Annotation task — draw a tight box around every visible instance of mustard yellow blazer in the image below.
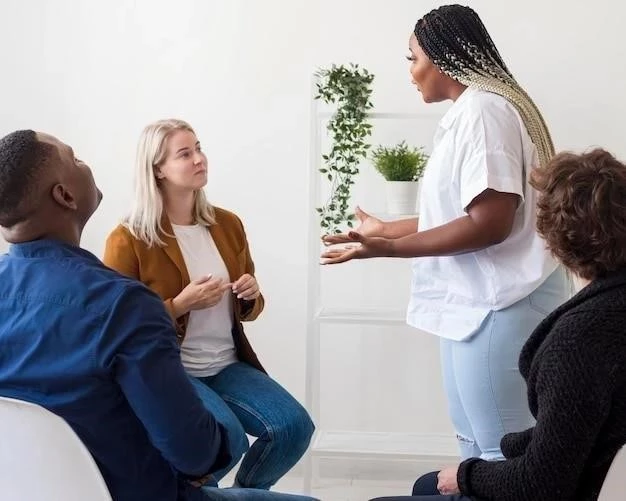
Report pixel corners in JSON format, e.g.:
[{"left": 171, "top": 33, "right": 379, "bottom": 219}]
[{"left": 103, "top": 207, "right": 265, "bottom": 372}]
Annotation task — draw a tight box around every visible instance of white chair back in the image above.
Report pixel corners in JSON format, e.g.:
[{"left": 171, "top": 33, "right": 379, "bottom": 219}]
[
  {"left": 598, "top": 445, "right": 626, "bottom": 501},
  {"left": 0, "top": 396, "right": 112, "bottom": 501}
]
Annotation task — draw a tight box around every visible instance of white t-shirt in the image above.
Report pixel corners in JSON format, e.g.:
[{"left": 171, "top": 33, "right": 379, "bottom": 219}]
[
  {"left": 406, "top": 88, "right": 558, "bottom": 341},
  {"left": 172, "top": 224, "right": 237, "bottom": 376}
]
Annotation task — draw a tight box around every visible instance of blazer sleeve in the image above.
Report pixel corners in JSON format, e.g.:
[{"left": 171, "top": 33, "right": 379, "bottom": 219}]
[
  {"left": 235, "top": 215, "right": 265, "bottom": 321},
  {"left": 103, "top": 226, "right": 183, "bottom": 330},
  {"left": 103, "top": 226, "right": 140, "bottom": 280}
]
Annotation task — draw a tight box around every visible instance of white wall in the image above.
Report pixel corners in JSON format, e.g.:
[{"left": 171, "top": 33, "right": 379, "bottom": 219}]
[{"left": 1, "top": 0, "right": 625, "bottom": 455}]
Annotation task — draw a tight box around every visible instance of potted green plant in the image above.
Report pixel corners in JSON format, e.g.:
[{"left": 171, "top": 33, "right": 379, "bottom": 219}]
[{"left": 371, "top": 141, "right": 428, "bottom": 215}]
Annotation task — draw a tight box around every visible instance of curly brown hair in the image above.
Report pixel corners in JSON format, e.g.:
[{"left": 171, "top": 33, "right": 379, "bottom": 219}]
[{"left": 530, "top": 149, "right": 626, "bottom": 280}]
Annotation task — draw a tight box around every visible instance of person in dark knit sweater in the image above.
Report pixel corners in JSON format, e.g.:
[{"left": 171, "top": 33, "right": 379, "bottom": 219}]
[{"left": 371, "top": 149, "right": 626, "bottom": 501}]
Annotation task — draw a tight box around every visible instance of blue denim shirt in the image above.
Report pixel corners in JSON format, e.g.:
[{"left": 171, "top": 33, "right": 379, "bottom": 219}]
[{"left": 0, "top": 239, "right": 230, "bottom": 501}]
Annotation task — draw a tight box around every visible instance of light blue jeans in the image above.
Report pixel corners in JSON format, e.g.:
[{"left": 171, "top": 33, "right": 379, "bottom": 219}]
[
  {"left": 188, "top": 362, "right": 315, "bottom": 489},
  {"left": 440, "top": 267, "right": 569, "bottom": 460}
]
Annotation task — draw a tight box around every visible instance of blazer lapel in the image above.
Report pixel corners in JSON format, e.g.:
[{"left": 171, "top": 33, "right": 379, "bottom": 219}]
[{"left": 160, "top": 216, "right": 191, "bottom": 286}]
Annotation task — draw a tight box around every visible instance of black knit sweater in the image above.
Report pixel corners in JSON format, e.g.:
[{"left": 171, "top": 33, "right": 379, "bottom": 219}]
[{"left": 457, "top": 270, "right": 626, "bottom": 501}]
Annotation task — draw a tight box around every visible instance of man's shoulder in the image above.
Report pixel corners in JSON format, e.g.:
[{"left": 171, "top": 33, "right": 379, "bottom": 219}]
[
  {"left": 46, "top": 253, "right": 159, "bottom": 314},
  {"left": 81, "top": 259, "right": 157, "bottom": 301}
]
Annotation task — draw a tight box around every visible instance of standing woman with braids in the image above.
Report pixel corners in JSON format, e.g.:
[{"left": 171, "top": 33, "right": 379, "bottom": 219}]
[{"left": 321, "top": 4, "right": 569, "bottom": 463}]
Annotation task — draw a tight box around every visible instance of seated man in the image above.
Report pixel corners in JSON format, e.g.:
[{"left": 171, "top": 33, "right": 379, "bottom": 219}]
[{"left": 0, "top": 130, "right": 317, "bottom": 501}]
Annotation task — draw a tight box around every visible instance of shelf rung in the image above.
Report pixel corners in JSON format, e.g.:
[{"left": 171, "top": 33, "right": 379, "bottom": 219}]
[{"left": 316, "top": 307, "right": 407, "bottom": 325}]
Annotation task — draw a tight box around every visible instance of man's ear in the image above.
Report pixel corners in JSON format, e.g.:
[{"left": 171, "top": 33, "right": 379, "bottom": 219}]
[{"left": 50, "top": 183, "right": 78, "bottom": 210}]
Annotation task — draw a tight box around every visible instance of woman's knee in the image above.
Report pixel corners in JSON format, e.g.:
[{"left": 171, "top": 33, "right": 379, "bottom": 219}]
[
  {"left": 295, "top": 406, "right": 315, "bottom": 445},
  {"left": 412, "top": 471, "right": 440, "bottom": 495},
  {"left": 268, "top": 402, "right": 315, "bottom": 450}
]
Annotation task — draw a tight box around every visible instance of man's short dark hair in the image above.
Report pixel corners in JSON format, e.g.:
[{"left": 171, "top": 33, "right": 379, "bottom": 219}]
[
  {"left": 0, "top": 130, "right": 50, "bottom": 227},
  {"left": 531, "top": 149, "right": 626, "bottom": 280}
]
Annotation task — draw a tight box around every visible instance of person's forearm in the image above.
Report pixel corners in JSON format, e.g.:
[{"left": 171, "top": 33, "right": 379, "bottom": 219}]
[
  {"left": 381, "top": 217, "right": 419, "bottom": 239},
  {"left": 116, "top": 290, "right": 232, "bottom": 478},
  {"left": 388, "top": 215, "right": 507, "bottom": 258},
  {"left": 169, "top": 296, "right": 189, "bottom": 318}
]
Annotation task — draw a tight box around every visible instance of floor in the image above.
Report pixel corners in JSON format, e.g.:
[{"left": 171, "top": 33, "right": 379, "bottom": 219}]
[
  {"left": 221, "top": 471, "right": 420, "bottom": 501},
  {"left": 276, "top": 476, "right": 415, "bottom": 500},
  {"left": 218, "top": 446, "right": 626, "bottom": 500}
]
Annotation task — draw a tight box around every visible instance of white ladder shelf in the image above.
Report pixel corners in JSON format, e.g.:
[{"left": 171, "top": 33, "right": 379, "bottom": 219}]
[{"left": 303, "top": 84, "right": 455, "bottom": 492}]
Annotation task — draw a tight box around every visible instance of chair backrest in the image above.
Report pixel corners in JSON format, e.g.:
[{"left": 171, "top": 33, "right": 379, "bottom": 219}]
[
  {"left": 598, "top": 445, "right": 626, "bottom": 501},
  {"left": 0, "top": 396, "right": 112, "bottom": 501}
]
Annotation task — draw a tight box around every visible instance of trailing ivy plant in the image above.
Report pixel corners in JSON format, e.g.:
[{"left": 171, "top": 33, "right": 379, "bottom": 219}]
[{"left": 315, "top": 63, "right": 374, "bottom": 234}]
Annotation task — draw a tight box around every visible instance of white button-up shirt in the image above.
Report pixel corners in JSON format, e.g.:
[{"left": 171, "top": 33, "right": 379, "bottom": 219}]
[{"left": 407, "top": 88, "right": 558, "bottom": 341}]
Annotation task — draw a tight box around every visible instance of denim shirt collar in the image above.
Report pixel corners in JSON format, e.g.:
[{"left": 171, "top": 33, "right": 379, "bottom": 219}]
[{"left": 8, "top": 239, "right": 100, "bottom": 262}]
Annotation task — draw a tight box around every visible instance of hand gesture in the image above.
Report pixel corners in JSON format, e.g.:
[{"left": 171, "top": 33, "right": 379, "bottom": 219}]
[
  {"left": 173, "top": 275, "right": 232, "bottom": 316},
  {"left": 232, "top": 273, "right": 260, "bottom": 301},
  {"left": 322, "top": 206, "right": 385, "bottom": 246},
  {"left": 320, "top": 231, "right": 391, "bottom": 265}
]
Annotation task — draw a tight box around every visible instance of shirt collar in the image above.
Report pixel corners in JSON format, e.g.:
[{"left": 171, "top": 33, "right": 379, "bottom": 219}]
[
  {"left": 438, "top": 86, "right": 479, "bottom": 130},
  {"left": 8, "top": 238, "right": 99, "bottom": 262}
]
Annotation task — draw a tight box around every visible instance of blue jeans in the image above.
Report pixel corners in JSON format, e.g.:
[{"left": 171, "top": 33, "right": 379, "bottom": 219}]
[
  {"left": 440, "top": 267, "right": 569, "bottom": 460},
  {"left": 188, "top": 362, "right": 315, "bottom": 489},
  {"left": 199, "top": 486, "right": 318, "bottom": 501},
  {"left": 369, "top": 471, "right": 471, "bottom": 500}
]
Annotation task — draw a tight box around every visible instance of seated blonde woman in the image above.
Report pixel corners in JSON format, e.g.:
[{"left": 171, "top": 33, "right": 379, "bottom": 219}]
[{"left": 104, "top": 119, "right": 314, "bottom": 490}]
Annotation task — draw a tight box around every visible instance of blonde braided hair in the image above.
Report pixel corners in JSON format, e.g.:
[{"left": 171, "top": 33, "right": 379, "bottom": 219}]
[{"left": 415, "top": 4, "right": 555, "bottom": 168}]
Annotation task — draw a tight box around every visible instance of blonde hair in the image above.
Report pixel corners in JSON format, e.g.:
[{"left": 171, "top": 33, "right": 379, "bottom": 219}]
[
  {"left": 124, "top": 119, "right": 215, "bottom": 247},
  {"left": 415, "top": 5, "right": 555, "bottom": 168}
]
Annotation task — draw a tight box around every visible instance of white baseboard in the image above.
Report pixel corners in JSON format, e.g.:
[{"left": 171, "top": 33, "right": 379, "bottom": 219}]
[
  {"left": 238, "top": 431, "right": 459, "bottom": 484},
  {"left": 292, "top": 430, "right": 459, "bottom": 482},
  {"left": 315, "top": 454, "right": 458, "bottom": 481}
]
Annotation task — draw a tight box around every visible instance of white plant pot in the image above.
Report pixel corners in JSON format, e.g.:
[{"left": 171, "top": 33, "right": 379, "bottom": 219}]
[{"left": 385, "top": 180, "right": 420, "bottom": 215}]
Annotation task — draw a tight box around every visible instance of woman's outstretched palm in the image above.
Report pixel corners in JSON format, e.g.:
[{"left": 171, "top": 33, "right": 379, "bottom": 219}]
[{"left": 322, "top": 207, "right": 384, "bottom": 246}]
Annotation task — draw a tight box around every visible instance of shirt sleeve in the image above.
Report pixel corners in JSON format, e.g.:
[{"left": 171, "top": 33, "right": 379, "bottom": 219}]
[
  {"left": 103, "top": 226, "right": 184, "bottom": 332},
  {"left": 457, "top": 98, "right": 526, "bottom": 212},
  {"left": 500, "top": 427, "right": 534, "bottom": 459},
  {"left": 103, "top": 283, "right": 232, "bottom": 478}
]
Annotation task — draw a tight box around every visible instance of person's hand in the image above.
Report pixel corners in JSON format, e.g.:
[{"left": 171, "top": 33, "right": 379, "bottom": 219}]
[
  {"left": 437, "top": 466, "right": 460, "bottom": 495},
  {"left": 232, "top": 273, "right": 261, "bottom": 301},
  {"left": 322, "top": 207, "right": 385, "bottom": 246},
  {"left": 320, "top": 231, "right": 392, "bottom": 265},
  {"left": 172, "top": 275, "right": 232, "bottom": 316}
]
